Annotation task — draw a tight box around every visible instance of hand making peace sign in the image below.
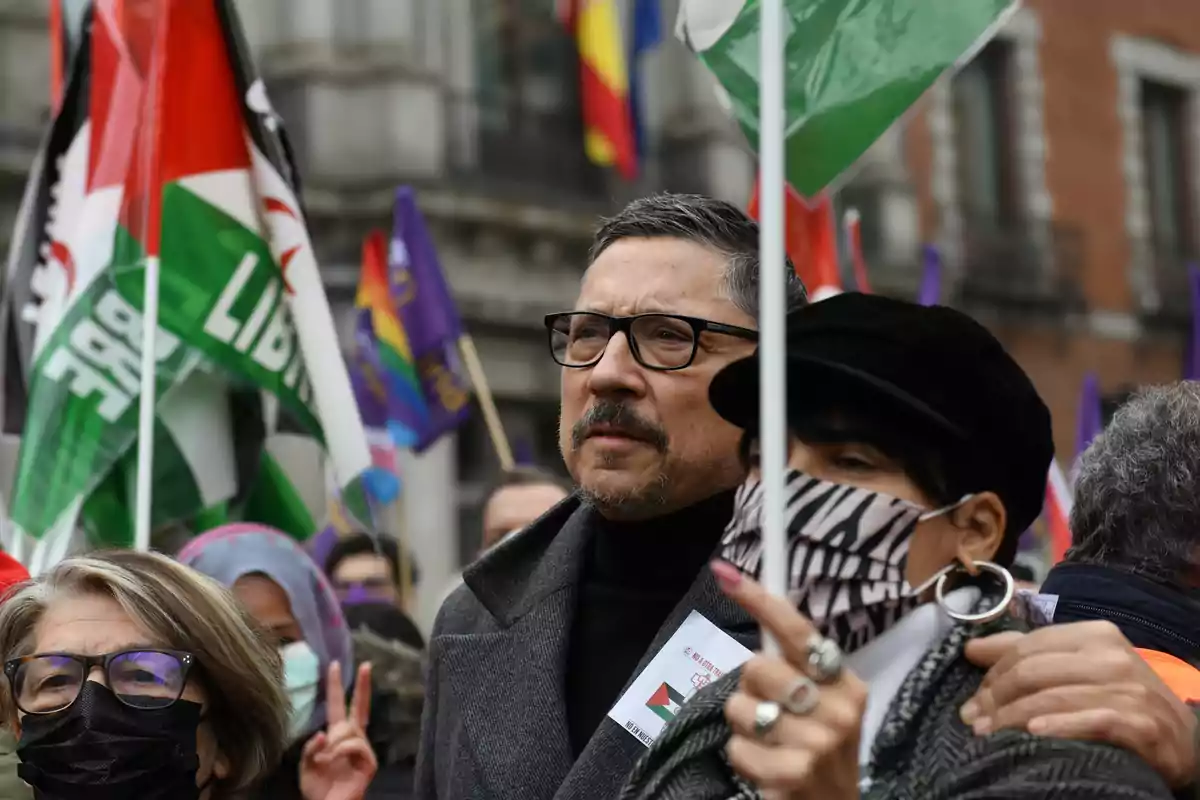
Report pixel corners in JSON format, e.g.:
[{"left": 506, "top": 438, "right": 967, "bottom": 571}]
[{"left": 299, "top": 661, "right": 379, "bottom": 800}]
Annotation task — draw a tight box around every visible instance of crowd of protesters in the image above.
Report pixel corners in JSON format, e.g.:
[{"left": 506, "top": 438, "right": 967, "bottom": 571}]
[{"left": 0, "top": 193, "right": 1199, "bottom": 799}]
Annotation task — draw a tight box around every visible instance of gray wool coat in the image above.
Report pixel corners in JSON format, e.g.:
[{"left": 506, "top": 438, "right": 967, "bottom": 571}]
[{"left": 413, "top": 496, "right": 759, "bottom": 800}]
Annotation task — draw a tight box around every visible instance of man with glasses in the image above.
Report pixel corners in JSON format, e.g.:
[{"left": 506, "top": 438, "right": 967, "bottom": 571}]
[
  {"left": 416, "top": 193, "right": 806, "bottom": 800},
  {"left": 415, "top": 194, "right": 1200, "bottom": 800}
]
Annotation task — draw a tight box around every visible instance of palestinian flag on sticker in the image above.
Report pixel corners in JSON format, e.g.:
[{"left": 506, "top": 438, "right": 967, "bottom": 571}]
[
  {"left": 646, "top": 682, "right": 687, "bottom": 722},
  {"left": 2, "top": 0, "right": 371, "bottom": 547}
]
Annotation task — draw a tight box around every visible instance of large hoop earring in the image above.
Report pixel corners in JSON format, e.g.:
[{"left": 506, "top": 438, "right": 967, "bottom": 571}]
[{"left": 934, "top": 561, "right": 1015, "bottom": 624}]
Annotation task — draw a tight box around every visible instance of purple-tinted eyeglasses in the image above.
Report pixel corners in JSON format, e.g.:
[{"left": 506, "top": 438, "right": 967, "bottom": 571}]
[{"left": 4, "top": 649, "right": 195, "bottom": 715}]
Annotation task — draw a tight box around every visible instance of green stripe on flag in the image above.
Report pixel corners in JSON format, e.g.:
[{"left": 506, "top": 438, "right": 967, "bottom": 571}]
[
  {"left": 111, "top": 184, "right": 322, "bottom": 438},
  {"left": 10, "top": 271, "right": 200, "bottom": 538},
  {"left": 679, "top": 0, "right": 1016, "bottom": 197},
  {"left": 81, "top": 412, "right": 219, "bottom": 548}
]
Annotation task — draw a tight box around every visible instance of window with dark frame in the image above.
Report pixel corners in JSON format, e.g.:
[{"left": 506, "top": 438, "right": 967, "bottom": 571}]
[
  {"left": 952, "top": 40, "right": 1020, "bottom": 230},
  {"left": 467, "top": 0, "right": 603, "bottom": 196},
  {"left": 1141, "top": 80, "right": 1196, "bottom": 264}
]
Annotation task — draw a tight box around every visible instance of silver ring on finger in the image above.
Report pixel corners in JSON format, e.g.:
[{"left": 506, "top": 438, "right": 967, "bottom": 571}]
[
  {"left": 781, "top": 674, "right": 820, "bottom": 716},
  {"left": 753, "top": 700, "right": 783, "bottom": 739},
  {"left": 805, "top": 633, "right": 844, "bottom": 684}
]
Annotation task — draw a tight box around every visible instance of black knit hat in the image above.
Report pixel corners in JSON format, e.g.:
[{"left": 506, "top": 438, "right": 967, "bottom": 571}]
[{"left": 708, "top": 293, "right": 1054, "bottom": 536}]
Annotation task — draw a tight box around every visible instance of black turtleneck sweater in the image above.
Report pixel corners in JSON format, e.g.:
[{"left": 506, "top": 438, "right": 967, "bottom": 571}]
[{"left": 565, "top": 490, "right": 735, "bottom": 756}]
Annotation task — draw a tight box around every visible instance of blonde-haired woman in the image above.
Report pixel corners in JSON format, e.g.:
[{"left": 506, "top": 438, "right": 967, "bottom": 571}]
[{"left": 0, "top": 550, "right": 289, "bottom": 799}]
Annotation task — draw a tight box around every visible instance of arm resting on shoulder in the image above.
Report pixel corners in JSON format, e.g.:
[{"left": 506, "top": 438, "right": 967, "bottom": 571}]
[{"left": 931, "top": 730, "right": 1176, "bottom": 800}]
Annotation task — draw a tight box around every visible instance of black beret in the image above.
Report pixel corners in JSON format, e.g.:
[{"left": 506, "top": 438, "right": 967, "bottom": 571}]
[{"left": 708, "top": 293, "right": 1054, "bottom": 535}]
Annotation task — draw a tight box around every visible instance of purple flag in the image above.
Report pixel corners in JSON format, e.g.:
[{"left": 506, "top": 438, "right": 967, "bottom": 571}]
[
  {"left": 918, "top": 245, "right": 942, "bottom": 307},
  {"left": 1186, "top": 263, "right": 1200, "bottom": 381},
  {"left": 1074, "top": 372, "right": 1102, "bottom": 467},
  {"left": 390, "top": 187, "right": 472, "bottom": 452},
  {"left": 347, "top": 316, "right": 390, "bottom": 430},
  {"left": 308, "top": 524, "right": 341, "bottom": 572}
]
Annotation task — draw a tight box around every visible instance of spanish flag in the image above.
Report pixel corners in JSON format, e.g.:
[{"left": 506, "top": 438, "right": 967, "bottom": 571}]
[{"left": 559, "top": 0, "right": 638, "bottom": 180}]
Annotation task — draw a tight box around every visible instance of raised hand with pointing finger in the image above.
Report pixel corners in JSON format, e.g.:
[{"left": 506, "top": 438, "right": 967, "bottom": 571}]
[{"left": 300, "top": 661, "right": 378, "bottom": 800}]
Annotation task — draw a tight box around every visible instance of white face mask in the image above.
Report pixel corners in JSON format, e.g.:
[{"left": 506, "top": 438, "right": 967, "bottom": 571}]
[
  {"left": 281, "top": 640, "right": 321, "bottom": 740},
  {"left": 720, "top": 470, "right": 972, "bottom": 654}
]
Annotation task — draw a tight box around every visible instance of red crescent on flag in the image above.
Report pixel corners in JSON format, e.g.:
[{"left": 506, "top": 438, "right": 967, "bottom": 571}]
[
  {"left": 49, "top": 240, "right": 77, "bottom": 294},
  {"left": 264, "top": 196, "right": 297, "bottom": 218},
  {"left": 264, "top": 195, "right": 300, "bottom": 294},
  {"left": 279, "top": 245, "right": 299, "bottom": 295}
]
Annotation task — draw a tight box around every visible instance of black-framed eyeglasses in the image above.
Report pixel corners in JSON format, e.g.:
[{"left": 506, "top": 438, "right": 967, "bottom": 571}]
[
  {"left": 544, "top": 312, "right": 758, "bottom": 371},
  {"left": 4, "top": 649, "right": 195, "bottom": 715}
]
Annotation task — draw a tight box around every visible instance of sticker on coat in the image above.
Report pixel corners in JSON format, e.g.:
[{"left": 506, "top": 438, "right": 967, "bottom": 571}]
[{"left": 607, "top": 610, "right": 752, "bottom": 747}]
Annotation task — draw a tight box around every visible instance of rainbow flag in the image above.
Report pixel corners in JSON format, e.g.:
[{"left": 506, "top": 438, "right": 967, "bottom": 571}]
[{"left": 351, "top": 231, "right": 430, "bottom": 449}]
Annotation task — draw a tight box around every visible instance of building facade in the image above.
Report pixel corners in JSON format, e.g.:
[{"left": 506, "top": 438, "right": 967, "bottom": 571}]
[
  {"left": 0, "top": 0, "right": 1194, "bottom": 627},
  {"left": 903, "top": 0, "right": 1200, "bottom": 461}
]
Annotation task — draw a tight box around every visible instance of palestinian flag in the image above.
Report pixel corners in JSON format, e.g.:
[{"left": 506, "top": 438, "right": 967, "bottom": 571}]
[
  {"left": 646, "top": 682, "right": 686, "bottom": 723},
  {"left": 676, "top": 0, "right": 1018, "bottom": 198},
  {"left": 2, "top": 0, "right": 370, "bottom": 547}
]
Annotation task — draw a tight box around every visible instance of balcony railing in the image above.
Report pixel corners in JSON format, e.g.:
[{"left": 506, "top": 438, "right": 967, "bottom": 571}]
[
  {"left": 443, "top": 93, "right": 611, "bottom": 207},
  {"left": 442, "top": 93, "right": 728, "bottom": 209},
  {"left": 953, "top": 212, "right": 1087, "bottom": 315},
  {"left": 1135, "top": 236, "right": 1199, "bottom": 325}
]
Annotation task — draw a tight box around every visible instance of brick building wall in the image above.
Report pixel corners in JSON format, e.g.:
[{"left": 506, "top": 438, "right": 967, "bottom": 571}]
[{"left": 906, "top": 0, "right": 1200, "bottom": 461}]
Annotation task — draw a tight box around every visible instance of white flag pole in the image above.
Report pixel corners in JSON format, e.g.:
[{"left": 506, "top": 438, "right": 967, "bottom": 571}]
[
  {"left": 758, "top": 0, "right": 788, "bottom": 655},
  {"left": 9, "top": 524, "right": 25, "bottom": 567},
  {"left": 134, "top": 254, "right": 161, "bottom": 553},
  {"left": 133, "top": 13, "right": 166, "bottom": 553}
]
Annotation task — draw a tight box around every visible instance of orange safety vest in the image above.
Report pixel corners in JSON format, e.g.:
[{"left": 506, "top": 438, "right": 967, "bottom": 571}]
[{"left": 1136, "top": 648, "right": 1200, "bottom": 704}]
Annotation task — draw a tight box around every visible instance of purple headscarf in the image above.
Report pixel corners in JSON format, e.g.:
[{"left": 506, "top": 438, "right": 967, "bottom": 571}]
[{"left": 178, "top": 524, "right": 354, "bottom": 737}]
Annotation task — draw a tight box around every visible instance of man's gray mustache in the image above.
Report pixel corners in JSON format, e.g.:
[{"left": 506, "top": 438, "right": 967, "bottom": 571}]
[{"left": 570, "top": 403, "right": 669, "bottom": 452}]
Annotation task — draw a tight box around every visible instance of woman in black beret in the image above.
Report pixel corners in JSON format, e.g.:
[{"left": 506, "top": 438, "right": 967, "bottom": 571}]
[{"left": 620, "top": 294, "right": 1176, "bottom": 800}]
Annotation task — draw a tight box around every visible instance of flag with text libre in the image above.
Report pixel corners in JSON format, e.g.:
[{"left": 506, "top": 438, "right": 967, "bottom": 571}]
[{"left": 3, "top": 0, "right": 369, "bottom": 545}]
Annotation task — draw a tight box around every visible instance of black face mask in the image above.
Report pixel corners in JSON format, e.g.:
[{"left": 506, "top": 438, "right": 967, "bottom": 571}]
[{"left": 16, "top": 681, "right": 209, "bottom": 800}]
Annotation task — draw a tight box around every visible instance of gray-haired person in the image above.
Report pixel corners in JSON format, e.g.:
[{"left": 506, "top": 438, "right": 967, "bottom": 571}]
[{"left": 1035, "top": 383, "right": 1200, "bottom": 700}]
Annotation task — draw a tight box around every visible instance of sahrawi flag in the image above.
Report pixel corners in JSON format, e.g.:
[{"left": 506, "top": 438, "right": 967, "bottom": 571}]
[
  {"left": 676, "top": 0, "right": 1019, "bottom": 198},
  {"left": 2, "top": 0, "right": 372, "bottom": 546}
]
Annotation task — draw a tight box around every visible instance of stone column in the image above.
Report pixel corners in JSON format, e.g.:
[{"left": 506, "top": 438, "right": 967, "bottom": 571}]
[{"left": 399, "top": 434, "right": 460, "bottom": 635}]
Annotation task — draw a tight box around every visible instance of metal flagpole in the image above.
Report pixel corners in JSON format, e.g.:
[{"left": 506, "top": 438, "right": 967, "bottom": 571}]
[
  {"left": 134, "top": 10, "right": 167, "bottom": 553},
  {"left": 757, "top": 0, "right": 788, "bottom": 655},
  {"left": 134, "top": 248, "right": 161, "bottom": 553}
]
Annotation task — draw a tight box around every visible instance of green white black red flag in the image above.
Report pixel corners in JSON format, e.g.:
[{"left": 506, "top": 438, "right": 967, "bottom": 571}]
[{"left": 2, "top": 0, "right": 371, "bottom": 552}]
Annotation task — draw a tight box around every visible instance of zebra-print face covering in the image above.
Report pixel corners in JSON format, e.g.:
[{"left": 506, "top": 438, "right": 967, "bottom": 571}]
[{"left": 719, "top": 470, "right": 962, "bottom": 654}]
